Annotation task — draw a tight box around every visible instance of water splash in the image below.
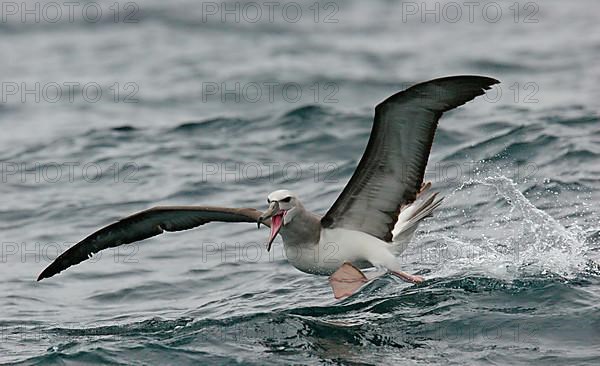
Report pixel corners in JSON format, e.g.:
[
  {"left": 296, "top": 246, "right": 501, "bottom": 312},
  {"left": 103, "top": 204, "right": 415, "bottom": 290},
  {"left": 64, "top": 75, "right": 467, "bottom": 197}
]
[{"left": 411, "top": 176, "right": 589, "bottom": 280}]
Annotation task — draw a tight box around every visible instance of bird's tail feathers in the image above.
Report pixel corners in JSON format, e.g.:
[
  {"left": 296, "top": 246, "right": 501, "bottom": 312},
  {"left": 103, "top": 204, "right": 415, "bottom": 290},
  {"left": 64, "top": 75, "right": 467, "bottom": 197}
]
[{"left": 391, "top": 182, "right": 443, "bottom": 254}]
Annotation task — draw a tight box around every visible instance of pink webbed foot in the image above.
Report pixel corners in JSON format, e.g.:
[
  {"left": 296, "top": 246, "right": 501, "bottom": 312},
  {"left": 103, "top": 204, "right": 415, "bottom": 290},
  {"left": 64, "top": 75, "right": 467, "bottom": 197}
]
[
  {"left": 328, "top": 262, "right": 368, "bottom": 299},
  {"left": 391, "top": 270, "right": 424, "bottom": 284}
]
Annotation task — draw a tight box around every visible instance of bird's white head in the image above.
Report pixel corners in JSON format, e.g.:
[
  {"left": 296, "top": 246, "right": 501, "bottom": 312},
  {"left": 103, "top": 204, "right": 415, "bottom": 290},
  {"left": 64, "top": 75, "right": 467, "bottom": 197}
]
[{"left": 258, "top": 189, "right": 301, "bottom": 251}]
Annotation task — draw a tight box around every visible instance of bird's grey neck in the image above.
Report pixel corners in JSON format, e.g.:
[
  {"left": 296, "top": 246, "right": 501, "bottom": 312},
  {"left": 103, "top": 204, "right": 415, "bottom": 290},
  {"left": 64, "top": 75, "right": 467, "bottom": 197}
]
[{"left": 280, "top": 207, "right": 321, "bottom": 246}]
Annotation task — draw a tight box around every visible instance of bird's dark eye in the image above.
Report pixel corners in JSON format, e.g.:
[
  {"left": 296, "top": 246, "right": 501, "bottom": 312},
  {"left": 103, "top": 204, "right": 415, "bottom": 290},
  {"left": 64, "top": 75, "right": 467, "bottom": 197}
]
[
  {"left": 267, "top": 199, "right": 271, "bottom": 204},
  {"left": 280, "top": 197, "right": 291, "bottom": 203}
]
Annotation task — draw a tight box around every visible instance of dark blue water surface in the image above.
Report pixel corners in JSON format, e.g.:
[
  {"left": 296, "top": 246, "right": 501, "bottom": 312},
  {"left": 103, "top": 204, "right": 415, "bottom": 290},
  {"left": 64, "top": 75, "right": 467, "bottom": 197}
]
[{"left": 1, "top": 0, "right": 600, "bottom": 364}]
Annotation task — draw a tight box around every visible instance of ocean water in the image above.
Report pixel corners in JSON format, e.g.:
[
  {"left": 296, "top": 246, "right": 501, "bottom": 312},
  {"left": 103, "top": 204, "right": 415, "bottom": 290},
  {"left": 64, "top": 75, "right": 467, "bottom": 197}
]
[{"left": 1, "top": 0, "right": 600, "bottom": 364}]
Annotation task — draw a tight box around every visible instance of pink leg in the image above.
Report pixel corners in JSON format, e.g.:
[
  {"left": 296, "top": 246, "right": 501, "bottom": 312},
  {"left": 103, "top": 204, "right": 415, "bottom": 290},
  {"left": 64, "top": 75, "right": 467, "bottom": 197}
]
[
  {"left": 328, "top": 262, "right": 368, "bottom": 299},
  {"left": 391, "top": 270, "right": 424, "bottom": 284}
]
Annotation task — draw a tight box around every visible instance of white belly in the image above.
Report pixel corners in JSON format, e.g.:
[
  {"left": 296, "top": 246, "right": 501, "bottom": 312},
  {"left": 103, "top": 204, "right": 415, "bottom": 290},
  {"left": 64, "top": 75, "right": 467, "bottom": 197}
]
[{"left": 283, "top": 228, "right": 399, "bottom": 276}]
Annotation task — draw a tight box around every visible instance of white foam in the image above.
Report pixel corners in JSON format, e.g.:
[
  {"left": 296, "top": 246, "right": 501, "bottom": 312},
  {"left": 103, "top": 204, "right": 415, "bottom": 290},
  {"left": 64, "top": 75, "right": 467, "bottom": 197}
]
[{"left": 405, "top": 175, "right": 590, "bottom": 280}]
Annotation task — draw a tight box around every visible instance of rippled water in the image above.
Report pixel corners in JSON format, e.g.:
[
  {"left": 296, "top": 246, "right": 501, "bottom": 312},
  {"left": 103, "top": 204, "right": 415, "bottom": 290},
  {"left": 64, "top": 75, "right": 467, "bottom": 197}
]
[{"left": 1, "top": 0, "right": 600, "bottom": 364}]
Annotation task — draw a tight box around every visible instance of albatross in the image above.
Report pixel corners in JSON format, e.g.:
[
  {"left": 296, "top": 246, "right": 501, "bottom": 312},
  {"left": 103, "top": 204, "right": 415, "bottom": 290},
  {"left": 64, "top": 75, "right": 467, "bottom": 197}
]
[{"left": 37, "top": 75, "right": 499, "bottom": 298}]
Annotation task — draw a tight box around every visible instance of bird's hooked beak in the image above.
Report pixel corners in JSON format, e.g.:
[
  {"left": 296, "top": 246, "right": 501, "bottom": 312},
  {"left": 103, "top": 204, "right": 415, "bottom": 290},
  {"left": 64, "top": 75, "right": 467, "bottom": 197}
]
[{"left": 257, "top": 201, "right": 285, "bottom": 252}]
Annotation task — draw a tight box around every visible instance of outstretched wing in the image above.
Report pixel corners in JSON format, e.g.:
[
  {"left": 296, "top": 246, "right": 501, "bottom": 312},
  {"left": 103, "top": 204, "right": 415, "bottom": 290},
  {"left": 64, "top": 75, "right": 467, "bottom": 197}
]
[
  {"left": 37, "top": 206, "right": 267, "bottom": 281},
  {"left": 321, "top": 75, "right": 499, "bottom": 241}
]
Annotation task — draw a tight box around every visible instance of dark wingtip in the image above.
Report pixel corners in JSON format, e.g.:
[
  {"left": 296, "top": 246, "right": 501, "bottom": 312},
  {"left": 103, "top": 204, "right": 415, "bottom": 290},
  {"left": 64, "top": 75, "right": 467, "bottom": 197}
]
[
  {"left": 476, "top": 75, "right": 500, "bottom": 89},
  {"left": 433, "top": 75, "right": 501, "bottom": 107},
  {"left": 437, "top": 75, "right": 500, "bottom": 94},
  {"left": 435, "top": 75, "right": 500, "bottom": 89},
  {"left": 36, "top": 268, "right": 50, "bottom": 281},
  {"left": 377, "top": 75, "right": 500, "bottom": 112},
  {"left": 443, "top": 75, "right": 500, "bottom": 85},
  {"left": 37, "top": 262, "right": 60, "bottom": 281}
]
